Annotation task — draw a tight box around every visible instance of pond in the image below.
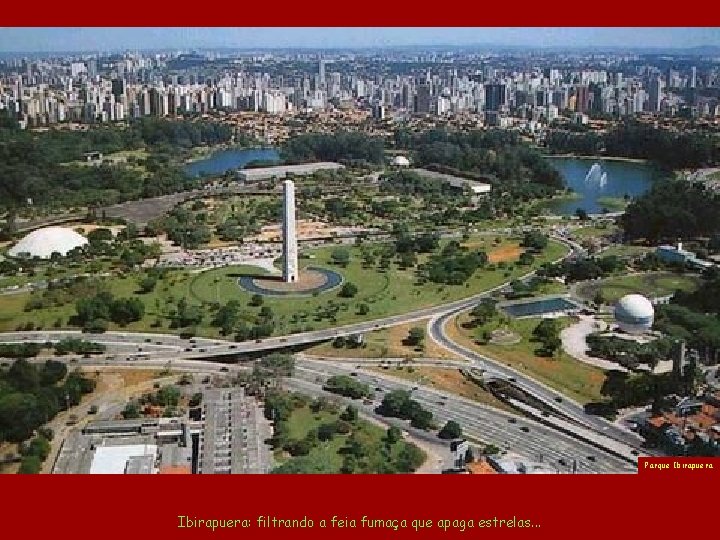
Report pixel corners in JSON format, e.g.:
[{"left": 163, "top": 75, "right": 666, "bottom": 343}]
[
  {"left": 184, "top": 147, "right": 280, "bottom": 177},
  {"left": 543, "top": 157, "right": 663, "bottom": 215}
]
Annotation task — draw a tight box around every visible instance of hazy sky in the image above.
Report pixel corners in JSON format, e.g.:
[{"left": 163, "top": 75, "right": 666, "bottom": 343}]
[{"left": 0, "top": 27, "right": 719, "bottom": 52}]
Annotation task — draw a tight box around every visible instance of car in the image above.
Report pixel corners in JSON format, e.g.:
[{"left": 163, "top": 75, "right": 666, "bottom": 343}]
[
  {"left": 199, "top": 348, "right": 206, "bottom": 352},
  {"left": 220, "top": 367, "right": 229, "bottom": 372},
  {"left": 541, "top": 411, "right": 549, "bottom": 417},
  {"left": 145, "top": 338, "right": 152, "bottom": 343},
  {"left": 507, "top": 418, "right": 517, "bottom": 424},
  {"left": 255, "top": 339, "right": 262, "bottom": 343},
  {"left": 363, "top": 399, "right": 373, "bottom": 405},
  {"left": 185, "top": 347, "right": 192, "bottom": 352},
  {"left": 508, "top": 377, "right": 516, "bottom": 383},
  {"left": 411, "top": 386, "right": 418, "bottom": 391},
  {"left": 630, "top": 450, "right": 639, "bottom": 456},
  {"left": 437, "top": 400, "right": 445, "bottom": 406},
  {"left": 520, "top": 426, "right": 530, "bottom": 433},
  {"left": 558, "top": 458, "right": 568, "bottom": 467},
  {"left": 554, "top": 396, "right": 563, "bottom": 403},
  {"left": 374, "top": 387, "right": 383, "bottom": 392},
  {"left": 587, "top": 455, "right": 596, "bottom": 462},
  {"left": 229, "top": 345, "right": 237, "bottom": 349},
  {"left": 350, "top": 372, "right": 358, "bottom": 377}
]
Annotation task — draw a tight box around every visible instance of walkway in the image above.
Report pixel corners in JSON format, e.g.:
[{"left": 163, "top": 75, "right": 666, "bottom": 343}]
[{"left": 560, "top": 315, "right": 629, "bottom": 372}]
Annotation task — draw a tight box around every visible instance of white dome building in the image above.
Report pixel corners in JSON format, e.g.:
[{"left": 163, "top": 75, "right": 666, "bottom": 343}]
[
  {"left": 391, "top": 155, "right": 410, "bottom": 167},
  {"left": 614, "top": 294, "right": 654, "bottom": 334},
  {"left": 8, "top": 226, "right": 88, "bottom": 259}
]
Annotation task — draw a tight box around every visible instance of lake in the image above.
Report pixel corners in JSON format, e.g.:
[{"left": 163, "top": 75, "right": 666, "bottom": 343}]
[
  {"left": 544, "top": 157, "right": 662, "bottom": 215},
  {"left": 184, "top": 147, "right": 280, "bottom": 177}
]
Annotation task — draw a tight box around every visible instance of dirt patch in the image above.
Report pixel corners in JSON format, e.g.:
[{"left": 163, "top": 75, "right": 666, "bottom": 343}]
[
  {"left": 370, "top": 365, "right": 513, "bottom": 412},
  {"left": 488, "top": 244, "right": 524, "bottom": 263},
  {"left": 380, "top": 320, "right": 463, "bottom": 360},
  {"left": 81, "top": 368, "right": 164, "bottom": 391}
]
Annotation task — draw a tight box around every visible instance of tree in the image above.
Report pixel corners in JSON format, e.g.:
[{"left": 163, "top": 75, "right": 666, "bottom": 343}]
[
  {"left": 470, "top": 299, "right": 497, "bottom": 326},
  {"left": 438, "top": 420, "right": 463, "bottom": 440},
  {"left": 138, "top": 276, "right": 158, "bottom": 294},
  {"left": 575, "top": 208, "right": 589, "bottom": 221},
  {"left": 317, "top": 423, "right": 337, "bottom": 442},
  {"left": 155, "top": 386, "right": 181, "bottom": 407},
  {"left": 18, "top": 455, "right": 42, "bottom": 474},
  {"left": 356, "top": 303, "right": 370, "bottom": 315},
  {"left": 340, "top": 405, "right": 358, "bottom": 422},
  {"left": 339, "top": 282, "right": 358, "bottom": 298},
  {"left": 593, "top": 290, "right": 605, "bottom": 307},
  {"left": 122, "top": 401, "right": 140, "bottom": 419},
  {"left": 249, "top": 294, "right": 264, "bottom": 307},
  {"left": 109, "top": 297, "right": 145, "bottom": 326},
  {"left": 406, "top": 327, "right": 425, "bottom": 347},
  {"left": 330, "top": 247, "right": 351, "bottom": 267},
  {"left": 384, "top": 426, "right": 402, "bottom": 446}
]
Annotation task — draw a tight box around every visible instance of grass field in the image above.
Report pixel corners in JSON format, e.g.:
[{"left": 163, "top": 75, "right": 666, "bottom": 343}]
[
  {"left": 575, "top": 272, "right": 701, "bottom": 304},
  {"left": 596, "top": 196, "right": 630, "bottom": 212},
  {"left": 570, "top": 224, "right": 619, "bottom": 240},
  {"left": 306, "top": 319, "right": 462, "bottom": 360},
  {"left": 0, "top": 237, "right": 568, "bottom": 337},
  {"left": 447, "top": 313, "right": 607, "bottom": 404}
]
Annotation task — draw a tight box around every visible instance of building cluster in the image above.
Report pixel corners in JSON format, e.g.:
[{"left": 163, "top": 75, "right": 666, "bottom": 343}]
[
  {"left": 639, "top": 393, "right": 720, "bottom": 456},
  {"left": 53, "top": 386, "right": 270, "bottom": 474},
  {"left": 1, "top": 50, "right": 718, "bottom": 131}
]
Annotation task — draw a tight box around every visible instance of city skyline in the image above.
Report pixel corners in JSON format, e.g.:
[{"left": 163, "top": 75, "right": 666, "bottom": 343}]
[{"left": 1, "top": 27, "right": 720, "bottom": 53}]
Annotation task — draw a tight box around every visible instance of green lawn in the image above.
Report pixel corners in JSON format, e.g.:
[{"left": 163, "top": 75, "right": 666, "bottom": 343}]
[
  {"left": 0, "top": 237, "right": 568, "bottom": 337},
  {"left": 570, "top": 224, "right": 619, "bottom": 240},
  {"left": 449, "top": 313, "right": 606, "bottom": 404},
  {"left": 575, "top": 272, "right": 701, "bottom": 304},
  {"left": 596, "top": 196, "right": 630, "bottom": 212}
]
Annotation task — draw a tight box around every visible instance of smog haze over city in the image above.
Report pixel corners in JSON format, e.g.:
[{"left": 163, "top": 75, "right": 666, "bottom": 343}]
[{"left": 1, "top": 27, "right": 720, "bottom": 53}]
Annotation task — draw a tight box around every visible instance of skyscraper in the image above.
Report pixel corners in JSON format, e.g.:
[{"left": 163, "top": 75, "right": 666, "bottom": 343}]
[
  {"left": 648, "top": 76, "right": 664, "bottom": 112},
  {"left": 483, "top": 83, "right": 506, "bottom": 112},
  {"left": 318, "top": 59, "right": 326, "bottom": 86},
  {"left": 282, "top": 180, "right": 298, "bottom": 283},
  {"left": 574, "top": 85, "right": 591, "bottom": 113},
  {"left": 414, "top": 83, "right": 431, "bottom": 114}
]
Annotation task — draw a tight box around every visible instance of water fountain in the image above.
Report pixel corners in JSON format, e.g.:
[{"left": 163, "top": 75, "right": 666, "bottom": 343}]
[{"left": 584, "top": 162, "right": 604, "bottom": 184}]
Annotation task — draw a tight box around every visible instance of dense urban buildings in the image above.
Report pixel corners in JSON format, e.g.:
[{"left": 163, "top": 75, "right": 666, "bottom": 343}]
[{"left": 1, "top": 49, "right": 718, "bottom": 142}]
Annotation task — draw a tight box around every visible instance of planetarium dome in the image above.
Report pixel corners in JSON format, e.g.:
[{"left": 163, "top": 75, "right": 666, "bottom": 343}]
[
  {"left": 614, "top": 294, "right": 654, "bottom": 334},
  {"left": 8, "top": 226, "right": 88, "bottom": 259}
]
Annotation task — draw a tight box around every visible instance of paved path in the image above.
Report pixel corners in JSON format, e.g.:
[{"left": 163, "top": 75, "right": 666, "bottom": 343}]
[{"left": 560, "top": 315, "right": 628, "bottom": 372}]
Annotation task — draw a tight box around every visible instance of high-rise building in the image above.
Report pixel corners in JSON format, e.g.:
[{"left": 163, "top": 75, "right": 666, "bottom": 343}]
[
  {"left": 318, "top": 59, "right": 326, "bottom": 85},
  {"left": 483, "top": 83, "right": 506, "bottom": 112},
  {"left": 282, "top": 180, "right": 298, "bottom": 284},
  {"left": 648, "top": 76, "right": 664, "bottom": 112},
  {"left": 111, "top": 79, "right": 125, "bottom": 100},
  {"left": 574, "top": 85, "right": 591, "bottom": 113},
  {"left": 414, "top": 83, "right": 431, "bottom": 114},
  {"left": 690, "top": 66, "right": 697, "bottom": 89}
]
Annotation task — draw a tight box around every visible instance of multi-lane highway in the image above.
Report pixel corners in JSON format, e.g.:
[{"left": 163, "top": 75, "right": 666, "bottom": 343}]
[{"left": 291, "top": 358, "right": 637, "bottom": 473}]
